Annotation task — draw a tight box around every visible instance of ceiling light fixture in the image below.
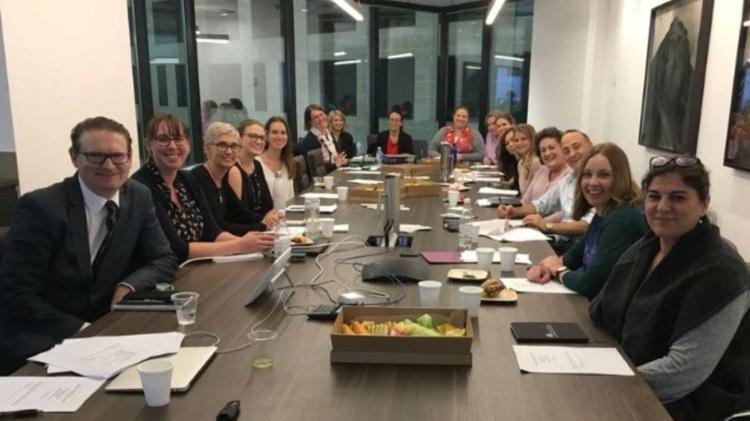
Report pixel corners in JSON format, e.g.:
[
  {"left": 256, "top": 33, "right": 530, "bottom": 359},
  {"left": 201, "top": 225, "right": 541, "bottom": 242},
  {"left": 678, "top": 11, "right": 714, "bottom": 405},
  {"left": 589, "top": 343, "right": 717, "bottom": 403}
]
[
  {"left": 334, "top": 51, "right": 347, "bottom": 57},
  {"left": 334, "top": 59, "right": 362, "bottom": 66},
  {"left": 196, "top": 34, "right": 230, "bottom": 44},
  {"left": 387, "top": 52, "right": 414, "bottom": 60},
  {"left": 494, "top": 54, "right": 524, "bottom": 62},
  {"left": 329, "top": 0, "right": 364, "bottom": 22},
  {"left": 485, "top": 0, "right": 507, "bottom": 26}
]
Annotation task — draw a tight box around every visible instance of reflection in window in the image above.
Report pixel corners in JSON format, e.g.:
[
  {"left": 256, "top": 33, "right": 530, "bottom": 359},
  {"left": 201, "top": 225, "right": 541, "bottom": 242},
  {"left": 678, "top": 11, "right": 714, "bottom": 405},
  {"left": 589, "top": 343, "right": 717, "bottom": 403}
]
[{"left": 447, "top": 9, "right": 484, "bottom": 123}]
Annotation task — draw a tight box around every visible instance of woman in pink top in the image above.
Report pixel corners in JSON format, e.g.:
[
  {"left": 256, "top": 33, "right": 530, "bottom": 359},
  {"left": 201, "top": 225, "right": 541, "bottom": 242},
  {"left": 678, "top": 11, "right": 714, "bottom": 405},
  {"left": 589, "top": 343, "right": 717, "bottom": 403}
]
[
  {"left": 483, "top": 112, "right": 514, "bottom": 165},
  {"left": 521, "top": 126, "right": 572, "bottom": 207},
  {"left": 511, "top": 123, "right": 542, "bottom": 195}
]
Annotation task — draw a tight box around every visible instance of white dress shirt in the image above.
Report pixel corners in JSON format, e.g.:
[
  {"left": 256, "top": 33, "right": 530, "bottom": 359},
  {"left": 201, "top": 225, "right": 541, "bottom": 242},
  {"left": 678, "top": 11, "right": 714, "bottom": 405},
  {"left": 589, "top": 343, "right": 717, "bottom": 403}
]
[{"left": 78, "top": 176, "right": 120, "bottom": 263}]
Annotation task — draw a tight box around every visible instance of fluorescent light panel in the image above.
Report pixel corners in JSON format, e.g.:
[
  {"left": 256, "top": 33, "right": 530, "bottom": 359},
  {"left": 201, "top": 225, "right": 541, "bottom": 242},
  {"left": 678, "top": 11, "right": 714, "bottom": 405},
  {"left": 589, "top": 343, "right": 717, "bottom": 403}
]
[
  {"left": 196, "top": 34, "right": 229, "bottom": 44},
  {"left": 466, "top": 65, "right": 482, "bottom": 70},
  {"left": 329, "top": 0, "right": 364, "bottom": 22},
  {"left": 485, "top": 0, "right": 507, "bottom": 25},
  {"left": 494, "top": 54, "right": 524, "bottom": 62},
  {"left": 334, "top": 51, "right": 347, "bottom": 57},
  {"left": 387, "top": 52, "right": 414, "bottom": 60},
  {"left": 333, "top": 59, "right": 362, "bottom": 66},
  {"left": 150, "top": 58, "right": 180, "bottom": 64}
]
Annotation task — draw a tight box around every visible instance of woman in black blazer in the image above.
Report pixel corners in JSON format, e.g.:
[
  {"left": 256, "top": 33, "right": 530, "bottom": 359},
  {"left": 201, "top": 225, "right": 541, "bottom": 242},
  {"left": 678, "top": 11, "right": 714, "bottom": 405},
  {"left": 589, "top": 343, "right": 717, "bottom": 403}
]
[{"left": 370, "top": 108, "right": 414, "bottom": 155}]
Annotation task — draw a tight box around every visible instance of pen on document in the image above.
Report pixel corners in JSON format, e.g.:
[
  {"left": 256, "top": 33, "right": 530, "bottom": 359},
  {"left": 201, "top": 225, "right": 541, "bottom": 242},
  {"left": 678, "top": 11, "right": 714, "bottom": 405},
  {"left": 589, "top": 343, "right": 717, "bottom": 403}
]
[{"left": 0, "top": 409, "right": 42, "bottom": 418}]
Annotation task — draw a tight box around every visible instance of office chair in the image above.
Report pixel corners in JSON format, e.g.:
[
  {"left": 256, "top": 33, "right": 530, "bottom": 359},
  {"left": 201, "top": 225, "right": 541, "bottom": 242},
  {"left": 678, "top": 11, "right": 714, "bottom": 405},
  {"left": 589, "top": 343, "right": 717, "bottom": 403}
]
[{"left": 293, "top": 155, "right": 311, "bottom": 194}]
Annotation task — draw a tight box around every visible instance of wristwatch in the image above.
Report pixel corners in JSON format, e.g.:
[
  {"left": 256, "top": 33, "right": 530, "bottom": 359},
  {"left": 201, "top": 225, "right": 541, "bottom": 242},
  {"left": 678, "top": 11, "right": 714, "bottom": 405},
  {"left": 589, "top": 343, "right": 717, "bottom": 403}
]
[
  {"left": 556, "top": 266, "right": 570, "bottom": 280},
  {"left": 544, "top": 222, "right": 554, "bottom": 233}
]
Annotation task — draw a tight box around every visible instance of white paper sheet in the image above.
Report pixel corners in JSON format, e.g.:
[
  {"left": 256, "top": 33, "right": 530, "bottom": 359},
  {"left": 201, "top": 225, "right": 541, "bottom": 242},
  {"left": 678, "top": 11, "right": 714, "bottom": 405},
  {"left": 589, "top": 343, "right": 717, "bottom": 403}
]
[
  {"left": 30, "top": 332, "right": 184, "bottom": 379},
  {"left": 300, "top": 193, "right": 339, "bottom": 199},
  {"left": 459, "top": 251, "right": 531, "bottom": 265},
  {"left": 512, "top": 346, "right": 634, "bottom": 376},
  {"left": 473, "top": 177, "right": 501, "bottom": 183},
  {"left": 347, "top": 171, "right": 381, "bottom": 175},
  {"left": 471, "top": 170, "right": 503, "bottom": 176},
  {"left": 500, "top": 277, "right": 576, "bottom": 294},
  {"left": 347, "top": 178, "right": 382, "bottom": 185},
  {"left": 0, "top": 377, "right": 104, "bottom": 413},
  {"left": 478, "top": 187, "right": 519, "bottom": 196},
  {"left": 475, "top": 198, "right": 493, "bottom": 207},
  {"left": 399, "top": 224, "right": 432, "bottom": 234},
  {"left": 486, "top": 227, "right": 551, "bottom": 243},
  {"left": 285, "top": 204, "right": 337, "bottom": 214},
  {"left": 361, "top": 204, "right": 410, "bottom": 211},
  {"left": 333, "top": 224, "right": 349, "bottom": 233},
  {"left": 286, "top": 219, "right": 304, "bottom": 226}
]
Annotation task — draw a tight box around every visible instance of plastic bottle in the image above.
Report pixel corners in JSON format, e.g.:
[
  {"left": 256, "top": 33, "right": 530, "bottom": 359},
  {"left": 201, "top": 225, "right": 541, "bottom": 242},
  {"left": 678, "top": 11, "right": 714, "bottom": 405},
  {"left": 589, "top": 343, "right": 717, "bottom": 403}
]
[
  {"left": 274, "top": 209, "right": 290, "bottom": 259},
  {"left": 458, "top": 197, "right": 474, "bottom": 251},
  {"left": 376, "top": 146, "right": 384, "bottom": 166},
  {"left": 450, "top": 144, "right": 458, "bottom": 168},
  {"left": 304, "top": 197, "right": 321, "bottom": 239}
]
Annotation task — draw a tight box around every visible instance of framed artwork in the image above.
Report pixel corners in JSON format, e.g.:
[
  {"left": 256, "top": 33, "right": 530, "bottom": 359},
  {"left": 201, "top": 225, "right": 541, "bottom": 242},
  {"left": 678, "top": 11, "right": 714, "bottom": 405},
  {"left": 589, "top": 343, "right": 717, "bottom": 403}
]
[
  {"left": 724, "top": 0, "right": 750, "bottom": 171},
  {"left": 638, "top": 0, "right": 714, "bottom": 154}
]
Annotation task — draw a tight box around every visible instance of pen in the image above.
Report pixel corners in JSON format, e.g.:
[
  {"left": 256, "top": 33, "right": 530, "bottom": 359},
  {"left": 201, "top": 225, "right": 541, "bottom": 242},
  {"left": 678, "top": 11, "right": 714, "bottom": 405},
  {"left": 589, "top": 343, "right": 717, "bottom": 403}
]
[{"left": 0, "top": 409, "right": 42, "bottom": 418}]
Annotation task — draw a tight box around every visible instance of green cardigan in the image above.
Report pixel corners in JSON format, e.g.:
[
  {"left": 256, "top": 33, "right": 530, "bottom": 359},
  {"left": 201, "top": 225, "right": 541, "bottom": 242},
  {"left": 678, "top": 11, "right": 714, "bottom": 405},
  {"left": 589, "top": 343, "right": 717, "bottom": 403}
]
[{"left": 562, "top": 205, "right": 647, "bottom": 299}]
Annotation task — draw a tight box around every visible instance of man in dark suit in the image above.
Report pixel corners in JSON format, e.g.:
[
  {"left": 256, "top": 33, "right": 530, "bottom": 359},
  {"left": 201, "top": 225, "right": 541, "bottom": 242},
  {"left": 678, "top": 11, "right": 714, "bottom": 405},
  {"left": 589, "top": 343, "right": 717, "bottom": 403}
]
[{"left": 0, "top": 116, "right": 178, "bottom": 374}]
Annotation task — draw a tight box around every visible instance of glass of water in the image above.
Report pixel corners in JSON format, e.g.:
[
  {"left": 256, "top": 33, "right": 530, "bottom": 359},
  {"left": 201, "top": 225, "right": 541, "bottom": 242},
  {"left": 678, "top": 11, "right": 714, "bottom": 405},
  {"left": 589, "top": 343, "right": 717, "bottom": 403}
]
[{"left": 171, "top": 292, "right": 199, "bottom": 326}]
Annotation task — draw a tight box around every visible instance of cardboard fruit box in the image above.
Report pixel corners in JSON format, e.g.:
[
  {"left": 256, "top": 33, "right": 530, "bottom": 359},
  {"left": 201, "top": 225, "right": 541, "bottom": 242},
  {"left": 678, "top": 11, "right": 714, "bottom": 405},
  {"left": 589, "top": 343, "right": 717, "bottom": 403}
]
[
  {"left": 330, "top": 306, "right": 473, "bottom": 366},
  {"left": 381, "top": 163, "right": 435, "bottom": 177},
  {"left": 348, "top": 179, "right": 441, "bottom": 202}
]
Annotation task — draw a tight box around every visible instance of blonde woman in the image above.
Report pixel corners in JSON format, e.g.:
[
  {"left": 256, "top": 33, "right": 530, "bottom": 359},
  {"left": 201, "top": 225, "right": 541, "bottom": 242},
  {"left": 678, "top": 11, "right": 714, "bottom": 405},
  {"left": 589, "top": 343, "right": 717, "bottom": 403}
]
[
  {"left": 328, "top": 109, "right": 356, "bottom": 159},
  {"left": 512, "top": 123, "right": 542, "bottom": 195}
]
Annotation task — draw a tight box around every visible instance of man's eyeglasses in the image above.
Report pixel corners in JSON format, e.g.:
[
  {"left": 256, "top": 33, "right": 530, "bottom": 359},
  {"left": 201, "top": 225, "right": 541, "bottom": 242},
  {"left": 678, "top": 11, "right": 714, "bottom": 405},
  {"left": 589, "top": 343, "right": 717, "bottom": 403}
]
[
  {"left": 80, "top": 152, "right": 130, "bottom": 165},
  {"left": 209, "top": 142, "right": 241, "bottom": 153},
  {"left": 152, "top": 135, "right": 187, "bottom": 146},
  {"left": 243, "top": 133, "right": 265, "bottom": 142},
  {"left": 649, "top": 156, "right": 700, "bottom": 169}
]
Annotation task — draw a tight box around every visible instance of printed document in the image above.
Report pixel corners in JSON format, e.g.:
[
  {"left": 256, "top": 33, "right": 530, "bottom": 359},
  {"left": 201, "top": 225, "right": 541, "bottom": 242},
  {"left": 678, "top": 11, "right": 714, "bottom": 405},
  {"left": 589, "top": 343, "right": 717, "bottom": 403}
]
[
  {"left": 501, "top": 277, "right": 576, "bottom": 294},
  {"left": 513, "top": 346, "right": 634, "bottom": 376},
  {"left": 0, "top": 377, "right": 104, "bottom": 412},
  {"left": 460, "top": 251, "right": 532, "bottom": 265}
]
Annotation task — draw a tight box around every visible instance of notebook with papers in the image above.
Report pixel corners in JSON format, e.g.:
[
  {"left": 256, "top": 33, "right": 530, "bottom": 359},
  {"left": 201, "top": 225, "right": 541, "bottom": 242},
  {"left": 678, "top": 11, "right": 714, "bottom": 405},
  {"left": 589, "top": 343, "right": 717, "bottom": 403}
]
[{"left": 105, "top": 346, "right": 216, "bottom": 393}]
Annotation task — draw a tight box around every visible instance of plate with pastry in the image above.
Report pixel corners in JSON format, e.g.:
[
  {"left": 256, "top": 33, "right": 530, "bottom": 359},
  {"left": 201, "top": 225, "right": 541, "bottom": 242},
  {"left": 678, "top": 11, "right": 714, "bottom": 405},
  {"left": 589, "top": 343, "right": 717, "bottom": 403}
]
[{"left": 480, "top": 278, "right": 518, "bottom": 304}]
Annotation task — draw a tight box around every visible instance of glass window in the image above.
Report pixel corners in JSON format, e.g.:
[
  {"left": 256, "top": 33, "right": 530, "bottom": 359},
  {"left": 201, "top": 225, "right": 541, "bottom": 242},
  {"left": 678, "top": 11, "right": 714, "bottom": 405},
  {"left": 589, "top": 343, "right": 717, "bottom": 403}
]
[
  {"left": 293, "top": 0, "right": 370, "bottom": 152},
  {"left": 489, "top": 0, "right": 534, "bottom": 123},
  {"left": 194, "top": 0, "right": 286, "bottom": 132},
  {"left": 377, "top": 7, "right": 439, "bottom": 143},
  {"left": 446, "top": 9, "right": 484, "bottom": 124}
]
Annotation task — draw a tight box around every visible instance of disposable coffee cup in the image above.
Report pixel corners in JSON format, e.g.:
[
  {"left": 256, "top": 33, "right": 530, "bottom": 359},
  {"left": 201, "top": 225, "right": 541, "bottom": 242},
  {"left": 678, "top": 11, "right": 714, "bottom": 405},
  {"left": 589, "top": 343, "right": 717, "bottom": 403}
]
[
  {"left": 499, "top": 247, "right": 518, "bottom": 273},
  {"left": 137, "top": 359, "right": 173, "bottom": 407},
  {"left": 337, "top": 186, "right": 348, "bottom": 201},
  {"left": 448, "top": 190, "right": 459, "bottom": 207},
  {"left": 418, "top": 280, "right": 442, "bottom": 307},
  {"left": 459, "top": 285, "right": 483, "bottom": 318},
  {"left": 320, "top": 218, "right": 335, "bottom": 239},
  {"left": 475, "top": 247, "right": 495, "bottom": 274},
  {"left": 324, "top": 175, "right": 334, "bottom": 190}
]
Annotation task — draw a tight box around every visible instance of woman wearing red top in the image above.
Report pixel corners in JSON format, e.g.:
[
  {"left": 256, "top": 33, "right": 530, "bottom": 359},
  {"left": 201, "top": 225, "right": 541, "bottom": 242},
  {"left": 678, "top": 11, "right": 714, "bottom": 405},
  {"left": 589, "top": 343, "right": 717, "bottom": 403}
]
[
  {"left": 429, "top": 105, "right": 484, "bottom": 162},
  {"left": 370, "top": 108, "right": 414, "bottom": 156}
]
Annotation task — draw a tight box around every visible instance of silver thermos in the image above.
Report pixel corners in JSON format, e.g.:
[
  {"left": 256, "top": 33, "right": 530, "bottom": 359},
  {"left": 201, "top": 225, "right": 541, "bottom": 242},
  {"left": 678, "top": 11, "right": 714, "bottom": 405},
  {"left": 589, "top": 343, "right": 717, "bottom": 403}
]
[
  {"left": 382, "top": 173, "right": 401, "bottom": 247},
  {"left": 440, "top": 142, "right": 452, "bottom": 182}
]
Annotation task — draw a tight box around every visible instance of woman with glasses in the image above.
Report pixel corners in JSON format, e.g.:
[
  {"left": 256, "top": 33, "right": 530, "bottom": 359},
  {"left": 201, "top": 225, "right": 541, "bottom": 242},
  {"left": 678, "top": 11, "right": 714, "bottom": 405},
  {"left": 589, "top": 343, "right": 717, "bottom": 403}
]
[
  {"left": 259, "top": 116, "right": 296, "bottom": 210},
  {"left": 131, "top": 114, "right": 273, "bottom": 262},
  {"left": 526, "top": 143, "right": 647, "bottom": 299},
  {"left": 370, "top": 108, "right": 413, "bottom": 156},
  {"left": 191, "top": 122, "right": 267, "bottom": 235},
  {"left": 429, "top": 105, "right": 485, "bottom": 162},
  {"left": 590, "top": 157, "right": 749, "bottom": 421},
  {"left": 296, "top": 104, "right": 347, "bottom": 172},
  {"left": 226, "top": 119, "right": 277, "bottom": 228},
  {"left": 328, "top": 109, "right": 356, "bottom": 159}
]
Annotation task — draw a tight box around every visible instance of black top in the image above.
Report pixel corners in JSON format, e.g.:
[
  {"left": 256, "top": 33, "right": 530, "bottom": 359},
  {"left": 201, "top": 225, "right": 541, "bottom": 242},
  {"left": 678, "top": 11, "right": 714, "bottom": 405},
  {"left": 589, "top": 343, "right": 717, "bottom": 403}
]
[
  {"left": 234, "top": 161, "right": 274, "bottom": 216},
  {"left": 497, "top": 146, "right": 519, "bottom": 191},
  {"left": 369, "top": 129, "right": 414, "bottom": 155},
  {"left": 332, "top": 130, "right": 356, "bottom": 159},
  {"left": 132, "top": 162, "right": 222, "bottom": 262},
  {"left": 590, "top": 219, "right": 750, "bottom": 420},
  {"left": 190, "top": 165, "right": 266, "bottom": 237}
]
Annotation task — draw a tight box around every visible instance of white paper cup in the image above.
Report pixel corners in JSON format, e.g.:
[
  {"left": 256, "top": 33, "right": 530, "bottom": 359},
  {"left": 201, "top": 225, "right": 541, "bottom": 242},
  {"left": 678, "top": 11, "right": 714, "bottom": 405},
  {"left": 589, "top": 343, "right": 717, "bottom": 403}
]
[
  {"left": 320, "top": 218, "right": 335, "bottom": 239},
  {"left": 499, "top": 247, "right": 518, "bottom": 273},
  {"left": 418, "top": 280, "right": 442, "bottom": 307},
  {"left": 324, "top": 175, "right": 334, "bottom": 190},
  {"left": 475, "top": 247, "right": 495, "bottom": 274},
  {"left": 137, "top": 359, "right": 173, "bottom": 407},
  {"left": 337, "top": 186, "right": 348, "bottom": 201},
  {"left": 448, "top": 190, "right": 459, "bottom": 207},
  {"left": 171, "top": 292, "right": 199, "bottom": 326},
  {"left": 459, "top": 285, "right": 483, "bottom": 317}
]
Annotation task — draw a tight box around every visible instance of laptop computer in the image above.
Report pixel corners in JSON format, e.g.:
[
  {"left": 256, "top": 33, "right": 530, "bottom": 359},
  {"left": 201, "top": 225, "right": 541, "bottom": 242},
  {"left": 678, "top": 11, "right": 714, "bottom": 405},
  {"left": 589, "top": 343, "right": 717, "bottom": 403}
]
[{"left": 105, "top": 346, "right": 216, "bottom": 393}]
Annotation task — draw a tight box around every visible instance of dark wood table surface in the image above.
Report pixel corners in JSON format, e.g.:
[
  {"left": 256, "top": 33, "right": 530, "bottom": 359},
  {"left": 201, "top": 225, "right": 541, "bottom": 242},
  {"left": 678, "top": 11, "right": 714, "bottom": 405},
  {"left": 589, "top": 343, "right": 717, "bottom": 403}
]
[{"left": 14, "top": 168, "right": 671, "bottom": 420}]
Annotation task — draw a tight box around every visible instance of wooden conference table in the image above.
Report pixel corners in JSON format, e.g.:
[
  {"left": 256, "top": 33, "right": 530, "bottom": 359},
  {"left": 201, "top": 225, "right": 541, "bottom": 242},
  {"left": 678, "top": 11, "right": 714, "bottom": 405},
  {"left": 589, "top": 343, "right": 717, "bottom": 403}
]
[{"left": 14, "top": 167, "right": 671, "bottom": 420}]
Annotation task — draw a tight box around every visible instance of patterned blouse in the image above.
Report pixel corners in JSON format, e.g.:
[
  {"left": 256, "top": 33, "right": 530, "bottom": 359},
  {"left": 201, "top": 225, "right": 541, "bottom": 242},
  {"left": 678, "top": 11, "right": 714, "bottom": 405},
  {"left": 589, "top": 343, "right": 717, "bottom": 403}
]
[{"left": 144, "top": 162, "right": 205, "bottom": 242}]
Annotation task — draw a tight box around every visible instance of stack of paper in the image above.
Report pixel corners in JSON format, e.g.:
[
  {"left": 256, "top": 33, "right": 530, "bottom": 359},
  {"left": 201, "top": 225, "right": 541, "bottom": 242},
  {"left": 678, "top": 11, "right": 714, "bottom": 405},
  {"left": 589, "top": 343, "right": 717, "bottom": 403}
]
[
  {"left": 362, "top": 204, "right": 410, "bottom": 211},
  {"left": 348, "top": 178, "right": 382, "bottom": 185},
  {"left": 346, "top": 170, "right": 381, "bottom": 175},
  {"left": 0, "top": 377, "right": 104, "bottom": 413},
  {"left": 399, "top": 224, "right": 432, "bottom": 234},
  {"left": 30, "top": 332, "right": 184, "bottom": 379},
  {"left": 512, "top": 346, "right": 634, "bottom": 376},
  {"left": 286, "top": 204, "right": 337, "bottom": 214},
  {"left": 500, "top": 277, "right": 576, "bottom": 294},
  {"left": 459, "top": 250, "right": 532, "bottom": 265},
  {"left": 288, "top": 224, "right": 349, "bottom": 234},
  {"left": 300, "top": 192, "right": 338, "bottom": 199},
  {"left": 478, "top": 187, "right": 518, "bottom": 196}
]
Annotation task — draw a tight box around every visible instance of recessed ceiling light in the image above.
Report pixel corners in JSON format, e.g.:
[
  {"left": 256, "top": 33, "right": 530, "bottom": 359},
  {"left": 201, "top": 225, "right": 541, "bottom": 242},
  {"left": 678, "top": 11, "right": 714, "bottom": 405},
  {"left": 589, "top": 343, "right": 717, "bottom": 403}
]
[
  {"left": 329, "top": 0, "right": 364, "bottom": 22},
  {"left": 485, "top": 0, "right": 507, "bottom": 25}
]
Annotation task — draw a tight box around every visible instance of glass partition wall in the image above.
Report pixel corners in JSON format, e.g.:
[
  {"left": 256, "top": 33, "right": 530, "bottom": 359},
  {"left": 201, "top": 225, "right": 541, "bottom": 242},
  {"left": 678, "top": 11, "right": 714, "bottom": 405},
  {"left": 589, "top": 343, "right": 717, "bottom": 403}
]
[{"left": 129, "top": 0, "right": 535, "bottom": 164}]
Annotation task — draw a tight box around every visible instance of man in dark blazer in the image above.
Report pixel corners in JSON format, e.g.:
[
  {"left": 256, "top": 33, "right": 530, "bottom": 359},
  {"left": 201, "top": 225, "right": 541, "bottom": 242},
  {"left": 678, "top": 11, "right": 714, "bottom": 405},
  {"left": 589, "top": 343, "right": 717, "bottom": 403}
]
[{"left": 0, "top": 117, "right": 178, "bottom": 374}]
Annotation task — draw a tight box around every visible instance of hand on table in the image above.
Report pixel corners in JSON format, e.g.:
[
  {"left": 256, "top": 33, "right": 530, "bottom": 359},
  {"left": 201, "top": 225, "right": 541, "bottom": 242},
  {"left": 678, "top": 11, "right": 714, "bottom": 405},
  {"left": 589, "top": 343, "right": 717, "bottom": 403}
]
[
  {"left": 527, "top": 265, "right": 553, "bottom": 284},
  {"left": 497, "top": 205, "right": 514, "bottom": 219},
  {"left": 110, "top": 285, "right": 132, "bottom": 309},
  {"left": 540, "top": 255, "right": 564, "bottom": 275},
  {"left": 522, "top": 214, "right": 545, "bottom": 231},
  {"left": 262, "top": 209, "right": 279, "bottom": 229},
  {"left": 335, "top": 153, "right": 348, "bottom": 168},
  {"left": 240, "top": 232, "right": 275, "bottom": 252}
]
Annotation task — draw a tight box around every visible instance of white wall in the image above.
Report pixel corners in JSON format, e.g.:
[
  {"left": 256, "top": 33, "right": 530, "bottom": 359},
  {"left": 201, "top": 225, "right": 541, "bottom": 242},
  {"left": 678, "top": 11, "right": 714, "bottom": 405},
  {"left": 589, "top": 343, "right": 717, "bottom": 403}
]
[{"left": 0, "top": 0, "right": 138, "bottom": 193}]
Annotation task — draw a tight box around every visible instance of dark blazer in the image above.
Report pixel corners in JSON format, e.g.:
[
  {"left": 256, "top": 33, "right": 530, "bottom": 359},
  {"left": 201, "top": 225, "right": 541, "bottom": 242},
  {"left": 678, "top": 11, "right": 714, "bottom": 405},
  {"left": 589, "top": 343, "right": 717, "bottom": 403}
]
[
  {"left": 369, "top": 129, "right": 414, "bottom": 155},
  {"left": 296, "top": 131, "right": 336, "bottom": 174},
  {"left": 190, "top": 165, "right": 265, "bottom": 236},
  {"left": 0, "top": 176, "right": 177, "bottom": 360},
  {"left": 131, "top": 164, "right": 222, "bottom": 263},
  {"left": 333, "top": 131, "right": 356, "bottom": 159}
]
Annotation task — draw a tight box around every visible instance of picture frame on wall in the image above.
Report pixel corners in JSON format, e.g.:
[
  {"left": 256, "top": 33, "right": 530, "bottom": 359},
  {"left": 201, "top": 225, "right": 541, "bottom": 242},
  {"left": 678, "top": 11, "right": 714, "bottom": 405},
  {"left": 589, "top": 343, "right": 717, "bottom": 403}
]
[
  {"left": 724, "top": 0, "right": 750, "bottom": 171},
  {"left": 638, "top": 0, "right": 714, "bottom": 155}
]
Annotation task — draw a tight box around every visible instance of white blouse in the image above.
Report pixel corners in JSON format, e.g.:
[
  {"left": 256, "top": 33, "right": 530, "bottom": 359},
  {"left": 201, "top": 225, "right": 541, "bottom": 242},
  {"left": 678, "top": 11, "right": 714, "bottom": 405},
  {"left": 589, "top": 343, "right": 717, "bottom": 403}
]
[{"left": 258, "top": 158, "right": 295, "bottom": 210}]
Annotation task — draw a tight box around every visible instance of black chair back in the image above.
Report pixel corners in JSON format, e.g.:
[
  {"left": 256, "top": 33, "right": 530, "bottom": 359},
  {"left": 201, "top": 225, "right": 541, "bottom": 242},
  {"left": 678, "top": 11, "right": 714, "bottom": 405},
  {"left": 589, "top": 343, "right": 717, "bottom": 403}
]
[
  {"left": 293, "top": 155, "right": 311, "bottom": 194},
  {"left": 413, "top": 139, "right": 428, "bottom": 160},
  {"left": 305, "top": 148, "right": 327, "bottom": 179}
]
